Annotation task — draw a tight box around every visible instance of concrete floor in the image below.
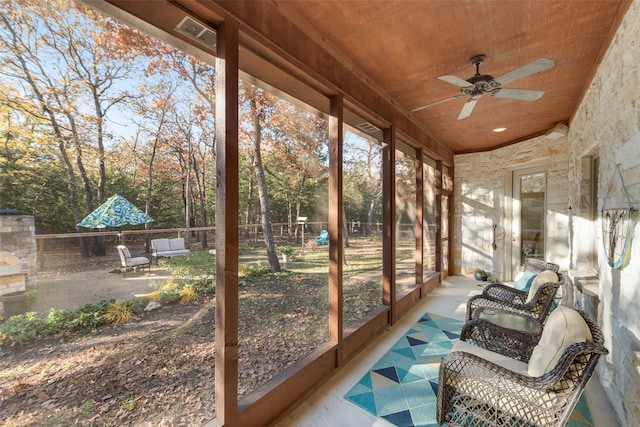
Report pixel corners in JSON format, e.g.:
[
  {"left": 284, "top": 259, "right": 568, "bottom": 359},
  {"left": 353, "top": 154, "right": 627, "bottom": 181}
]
[
  {"left": 32, "top": 266, "right": 170, "bottom": 314},
  {"left": 275, "top": 275, "right": 620, "bottom": 427}
]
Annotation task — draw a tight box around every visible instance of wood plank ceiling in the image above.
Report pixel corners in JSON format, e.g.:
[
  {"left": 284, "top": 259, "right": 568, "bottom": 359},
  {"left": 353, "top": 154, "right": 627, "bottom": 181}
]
[{"left": 101, "top": 0, "right": 630, "bottom": 154}]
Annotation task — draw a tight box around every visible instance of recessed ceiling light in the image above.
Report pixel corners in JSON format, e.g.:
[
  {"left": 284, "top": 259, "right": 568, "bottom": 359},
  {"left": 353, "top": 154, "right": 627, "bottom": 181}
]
[{"left": 492, "top": 127, "right": 507, "bottom": 133}]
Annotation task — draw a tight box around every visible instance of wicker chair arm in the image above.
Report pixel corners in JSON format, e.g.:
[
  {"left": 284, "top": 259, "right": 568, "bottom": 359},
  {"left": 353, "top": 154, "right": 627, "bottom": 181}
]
[
  {"left": 537, "top": 342, "right": 609, "bottom": 384},
  {"left": 466, "top": 294, "right": 532, "bottom": 320},
  {"left": 482, "top": 283, "right": 527, "bottom": 303},
  {"left": 440, "top": 350, "right": 549, "bottom": 390},
  {"left": 524, "top": 258, "right": 560, "bottom": 274},
  {"left": 460, "top": 318, "right": 540, "bottom": 361}
]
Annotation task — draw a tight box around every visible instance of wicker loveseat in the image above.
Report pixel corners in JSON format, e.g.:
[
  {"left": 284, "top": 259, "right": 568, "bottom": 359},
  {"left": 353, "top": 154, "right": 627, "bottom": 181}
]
[
  {"left": 437, "top": 307, "right": 608, "bottom": 427},
  {"left": 466, "top": 259, "right": 562, "bottom": 323}
]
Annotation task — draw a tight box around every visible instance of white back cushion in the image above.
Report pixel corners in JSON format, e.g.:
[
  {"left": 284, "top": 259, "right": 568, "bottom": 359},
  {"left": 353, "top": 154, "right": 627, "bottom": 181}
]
[
  {"left": 169, "top": 237, "right": 185, "bottom": 250},
  {"left": 152, "top": 239, "right": 171, "bottom": 252},
  {"left": 527, "top": 306, "right": 592, "bottom": 377},
  {"left": 526, "top": 270, "right": 559, "bottom": 303},
  {"left": 120, "top": 246, "right": 131, "bottom": 258}
]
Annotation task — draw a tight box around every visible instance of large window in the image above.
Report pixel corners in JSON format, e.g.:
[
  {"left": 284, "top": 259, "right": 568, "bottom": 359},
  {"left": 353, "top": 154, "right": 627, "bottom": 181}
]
[
  {"left": 395, "top": 141, "right": 417, "bottom": 297},
  {"left": 423, "top": 156, "right": 437, "bottom": 277},
  {"left": 236, "top": 79, "right": 330, "bottom": 396},
  {"left": 342, "top": 120, "right": 384, "bottom": 330}
]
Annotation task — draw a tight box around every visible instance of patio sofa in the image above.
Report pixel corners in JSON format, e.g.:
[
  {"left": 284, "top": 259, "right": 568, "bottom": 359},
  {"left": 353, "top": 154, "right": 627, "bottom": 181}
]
[{"left": 151, "top": 237, "right": 190, "bottom": 263}]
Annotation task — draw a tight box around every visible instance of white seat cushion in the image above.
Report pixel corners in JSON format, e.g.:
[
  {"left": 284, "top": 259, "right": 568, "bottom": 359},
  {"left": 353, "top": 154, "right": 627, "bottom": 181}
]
[
  {"left": 449, "top": 340, "right": 563, "bottom": 424},
  {"left": 527, "top": 306, "right": 592, "bottom": 377},
  {"left": 452, "top": 340, "right": 529, "bottom": 375},
  {"left": 128, "top": 256, "right": 150, "bottom": 267},
  {"left": 526, "top": 270, "right": 559, "bottom": 303}
]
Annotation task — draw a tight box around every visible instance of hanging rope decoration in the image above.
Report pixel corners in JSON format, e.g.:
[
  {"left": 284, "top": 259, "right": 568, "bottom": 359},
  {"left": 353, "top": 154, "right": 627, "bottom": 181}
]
[{"left": 601, "top": 164, "right": 637, "bottom": 269}]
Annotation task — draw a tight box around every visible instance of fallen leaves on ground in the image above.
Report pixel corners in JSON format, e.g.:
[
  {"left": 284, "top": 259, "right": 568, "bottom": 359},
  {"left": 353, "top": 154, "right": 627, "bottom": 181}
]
[{"left": 1, "top": 268, "right": 382, "bottom": 425}]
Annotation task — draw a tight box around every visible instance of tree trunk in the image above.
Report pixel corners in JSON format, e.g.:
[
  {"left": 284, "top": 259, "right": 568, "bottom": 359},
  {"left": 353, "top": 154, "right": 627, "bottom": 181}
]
[
  {"left": 193, "top": 154, "right": 208, "bottom": 248},
  {"left": 145, "top": 133, "right": 159, "bottom": 253},
  {"left": 251, "top": 100, "right": 280, "bottom": 272},
  {"left": 244, "top": 175, "right": 254, "bottom": 240},
  {"left": 184, "top": 149, "right": 192, "bottom": 248}
]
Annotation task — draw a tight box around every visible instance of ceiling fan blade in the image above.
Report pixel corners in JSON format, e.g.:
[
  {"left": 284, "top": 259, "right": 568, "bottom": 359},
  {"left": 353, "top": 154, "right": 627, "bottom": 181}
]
[
  {"left": 438, "top": 75, "right": 473, "bottom": 87},
  {"left": 412, "top": 94, "right": 466, "bottom": 112},
  {"left": 491, "top": 88, "right": 545, "bottom": 101},
  {"left": 457, "top": 95, "right": 481, "bottom": 120},
  {"left": 493, "top": 58, "right": 555, "bottom": 86}
]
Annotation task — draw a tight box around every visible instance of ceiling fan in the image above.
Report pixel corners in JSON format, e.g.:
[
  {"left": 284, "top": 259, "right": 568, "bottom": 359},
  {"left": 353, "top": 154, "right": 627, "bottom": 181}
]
[{"left": 412, "top": 55, "right": 555, "bottom": 120}]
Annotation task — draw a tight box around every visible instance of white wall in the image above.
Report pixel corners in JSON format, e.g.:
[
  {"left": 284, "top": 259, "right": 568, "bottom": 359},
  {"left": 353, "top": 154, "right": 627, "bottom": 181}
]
[{"left": 454, "top": 135, "right": 570, "bottom": 280}]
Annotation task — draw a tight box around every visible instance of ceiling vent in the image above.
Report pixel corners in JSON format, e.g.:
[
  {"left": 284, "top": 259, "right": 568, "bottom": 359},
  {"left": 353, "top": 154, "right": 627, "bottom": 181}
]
[
  {"left": 356, "top": 122, "right": 380, "bottom": 134},
  {"left": 175, "top": 16, "right": 217, "bottom": 50}
]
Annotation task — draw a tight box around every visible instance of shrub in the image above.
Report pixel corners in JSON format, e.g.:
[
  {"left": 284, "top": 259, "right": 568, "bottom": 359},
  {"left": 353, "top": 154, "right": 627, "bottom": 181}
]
[
  {"left": 24, "top": 289, "right": 38, "bottom": 307},
  {"left": 190, "top": 279, "right": 216, "bottom": 297},
  {"left": 179, "top": 285, "right": 199, "bottom": 303},
  {"left": 240, "top": 263, "right": 271, "bottom": 279},
  {"left": 66, "top": 300, "right": 113, "bottom": 330},
  {"left": 0, "top": 312, "right": 45, "bottom": 346},
  {"left": 280, "top": 246, "right": 295, "bottom": 256},
  {"left": 157, "top": 283, "right": 181, "bottom": 305},
  {"left": 103, "top": 302, "right": 134, "bottom": 325}
]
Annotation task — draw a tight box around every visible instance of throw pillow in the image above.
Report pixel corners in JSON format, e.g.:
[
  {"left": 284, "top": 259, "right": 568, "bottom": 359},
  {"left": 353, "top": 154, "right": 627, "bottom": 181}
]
[{"left": 515, "top": 270, "right": 537, "bottom": 291}]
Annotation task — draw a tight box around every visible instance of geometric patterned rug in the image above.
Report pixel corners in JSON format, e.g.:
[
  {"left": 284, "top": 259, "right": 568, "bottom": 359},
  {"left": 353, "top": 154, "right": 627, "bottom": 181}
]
[{"left": 344, "top": 312, "right": 594, "bottom": 427}]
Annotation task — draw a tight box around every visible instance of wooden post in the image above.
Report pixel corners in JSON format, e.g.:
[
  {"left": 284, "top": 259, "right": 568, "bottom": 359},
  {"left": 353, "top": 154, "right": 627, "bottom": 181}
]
[
  {"left": 328, "top": 94, "right": 344, "bottom": 364},
  {"left": 435, "top": 161, "right": 443, "bottom": 274},
  {"left": 382, "top": 127, "right": 396, "bottom": 324},
  {"left": 215, "top": 17, "right": 240, "bottom": 425},
  {"left": 415, "top": 148, "right": 424, "bottom": 287}
]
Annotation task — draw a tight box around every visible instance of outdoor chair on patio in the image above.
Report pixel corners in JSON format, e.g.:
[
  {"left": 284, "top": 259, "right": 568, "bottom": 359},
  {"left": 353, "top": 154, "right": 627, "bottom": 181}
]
[
  {"left": 437, "top": 306, "right": 608, "bottom": 427},
  {"left": 466, "top": 264, "right": 563, "bottom": 324},
  {"left": 315, "top": 229, "right": 328, "bottom": 245},
  {"left": 116, "top": 245, "right": 151, "bottom": 277}
]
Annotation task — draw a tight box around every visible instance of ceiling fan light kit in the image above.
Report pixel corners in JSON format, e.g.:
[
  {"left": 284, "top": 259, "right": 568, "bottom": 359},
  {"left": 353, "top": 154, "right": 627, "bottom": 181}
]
[{"left": 412, "top": 54, "right": 555, "bottom": 120}]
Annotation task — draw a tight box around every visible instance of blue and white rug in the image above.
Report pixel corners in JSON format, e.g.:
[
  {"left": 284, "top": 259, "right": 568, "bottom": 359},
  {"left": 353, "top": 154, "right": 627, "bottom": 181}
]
[{"left": 344, "top": 312, "right": 594, "bottom": 427}]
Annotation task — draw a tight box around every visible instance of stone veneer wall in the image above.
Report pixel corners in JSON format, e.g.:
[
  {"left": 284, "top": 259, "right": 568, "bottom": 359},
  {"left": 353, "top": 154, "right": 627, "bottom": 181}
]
[
  {"left": 455, "top": 1, "right": 640, "bottom": 424},
  {"left": 453, "top": 136, "right": 570, "bottom": 280},
  {"left": 0, "top": 215, "right": 37, "bottom": 288},
  {"left": 567, "top": 0, "right": 640, "bottom": 425}
]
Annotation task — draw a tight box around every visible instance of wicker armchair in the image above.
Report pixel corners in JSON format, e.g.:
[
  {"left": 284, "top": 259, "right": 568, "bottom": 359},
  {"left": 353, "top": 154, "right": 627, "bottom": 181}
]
[
  {"left": 437, "top": 307, "right": 608, "bottom": 427},
  {"left": 460, "top": 315, "right": 541, "bottom": 361},
  {"left": 466, "top": 263, "right": 563, "bottom": 323}
]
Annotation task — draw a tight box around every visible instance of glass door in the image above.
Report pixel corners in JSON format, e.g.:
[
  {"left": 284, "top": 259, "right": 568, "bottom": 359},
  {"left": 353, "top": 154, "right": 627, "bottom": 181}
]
[{"left": 512, "top": 168, "right": 546, "bottom": 273}]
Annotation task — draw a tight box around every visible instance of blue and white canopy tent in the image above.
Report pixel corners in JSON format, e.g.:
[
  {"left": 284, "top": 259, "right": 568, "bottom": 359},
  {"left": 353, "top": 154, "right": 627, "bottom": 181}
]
[{"left": 78, "top": 194, "right": 153, "bottom": 229}]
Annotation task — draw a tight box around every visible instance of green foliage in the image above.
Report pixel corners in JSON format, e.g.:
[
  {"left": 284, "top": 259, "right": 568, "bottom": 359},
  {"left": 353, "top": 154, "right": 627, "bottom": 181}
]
[
  {"left": 240, "top": 263, "right": 271, "bottom": 279},
  {"left": 0, "top": 312, "right": 46, "bottom": 346},
  {"left": 179, "top": 284, "right": 199, "bottom": 303},
  {"left": 279, "top": 245, "right": 295, "bottom": 256},
  {"left": 0, "top": 297, "right": 153, "bottom": 347},
  {"left": 165, "top": 252, "right": 215, "bottom": 283},
  {"left": 24, "top": 289, "right": 38, "bottom": 307},
  {"left": 103, "top": 302, "right": 134, "bottom": 325},
  {"left": 190, "top": 279, "right": 216, "bottom": 297},
  {"left": 155, "top": 283, "right": 181, "bottom": 305}
]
